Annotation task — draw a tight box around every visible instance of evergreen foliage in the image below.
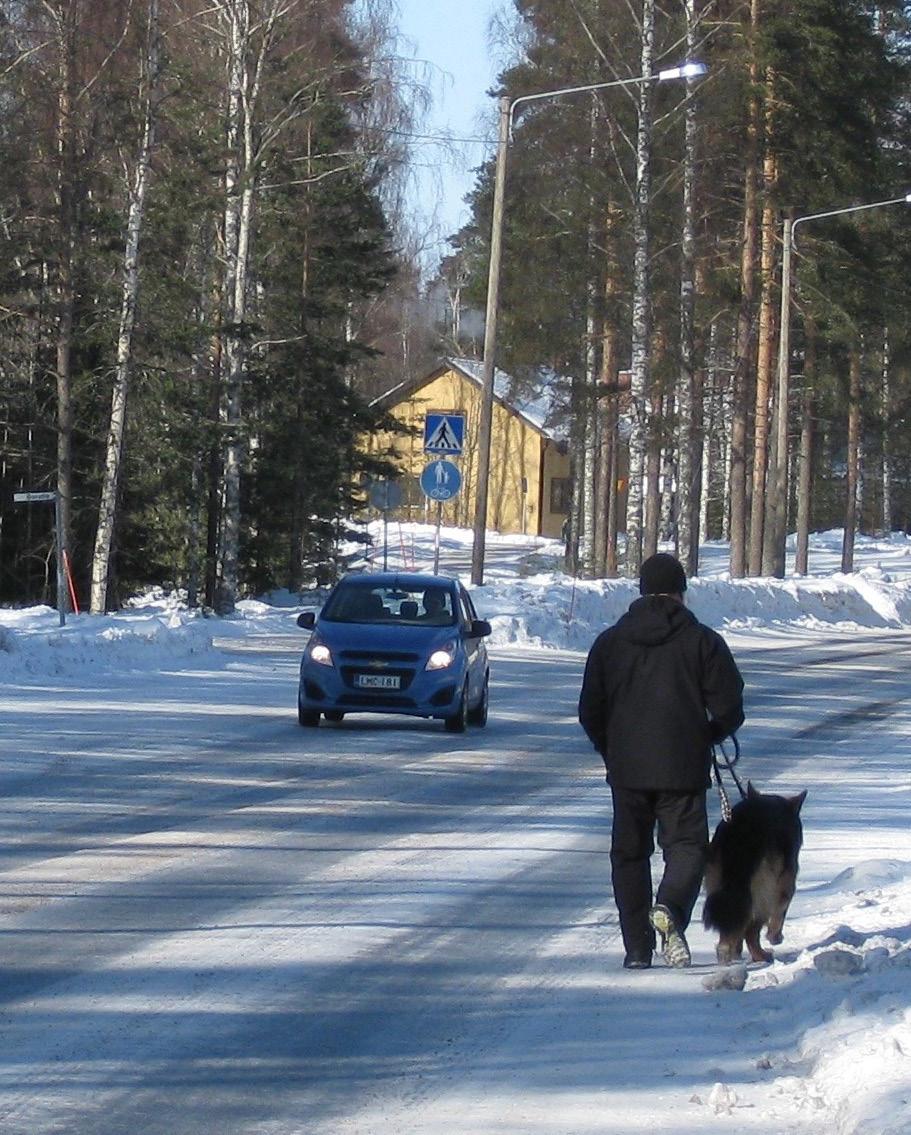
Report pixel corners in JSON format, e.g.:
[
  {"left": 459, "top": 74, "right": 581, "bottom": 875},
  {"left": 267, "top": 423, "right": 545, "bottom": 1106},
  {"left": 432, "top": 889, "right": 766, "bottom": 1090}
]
[
  {"left": 444, "top": 0, "right": 911, "bottom": 574},
  {"left": 4, "top": 0, "right": 911, "bottom": 604},
  {"left": 0, "top": 0, "right": 411, "bottom": 606}
]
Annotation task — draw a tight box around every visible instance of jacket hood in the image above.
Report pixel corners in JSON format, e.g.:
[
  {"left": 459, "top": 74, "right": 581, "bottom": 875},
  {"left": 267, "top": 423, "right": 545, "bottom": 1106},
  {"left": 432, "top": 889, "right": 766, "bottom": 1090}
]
[{"left": 615, "top": 595, "right": 697, "bottom": 647}]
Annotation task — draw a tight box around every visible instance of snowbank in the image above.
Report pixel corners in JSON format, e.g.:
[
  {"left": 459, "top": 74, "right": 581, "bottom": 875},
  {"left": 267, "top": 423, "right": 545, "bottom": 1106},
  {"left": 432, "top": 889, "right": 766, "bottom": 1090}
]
[
  {"left": 0, "top": 600, "right": 215, "bottom": 678},
  {"left": 6, "top": 529, "right": 911, "bottom": 671}
]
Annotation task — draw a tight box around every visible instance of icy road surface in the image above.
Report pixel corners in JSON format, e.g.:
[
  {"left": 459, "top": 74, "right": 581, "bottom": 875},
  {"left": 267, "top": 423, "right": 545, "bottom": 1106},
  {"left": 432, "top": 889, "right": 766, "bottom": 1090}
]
[{"left": 1, "top": 628, "right": 911, "bottom": 1133}]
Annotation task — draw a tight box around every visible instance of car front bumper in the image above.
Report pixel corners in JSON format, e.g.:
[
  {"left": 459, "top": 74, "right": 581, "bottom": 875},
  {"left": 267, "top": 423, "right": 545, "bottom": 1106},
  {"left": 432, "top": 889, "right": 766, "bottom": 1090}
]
[{"left": 299, "top": 662, "right": 464, "bottom": 719}]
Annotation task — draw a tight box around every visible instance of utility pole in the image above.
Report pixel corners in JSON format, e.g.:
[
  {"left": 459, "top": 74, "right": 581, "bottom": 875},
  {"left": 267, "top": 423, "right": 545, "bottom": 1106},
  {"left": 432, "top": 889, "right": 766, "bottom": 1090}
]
[
  {"left": 470, "top": 95, "right": 510, "bottom": 586},
  {"left": 469, "top": 65, "right": 705, "bottom": 586}
]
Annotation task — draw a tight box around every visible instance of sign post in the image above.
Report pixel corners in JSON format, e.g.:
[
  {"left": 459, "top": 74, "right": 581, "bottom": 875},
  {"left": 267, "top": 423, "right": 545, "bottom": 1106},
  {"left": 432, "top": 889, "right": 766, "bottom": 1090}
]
[
  {"left": 13, "top": 490, "right": 66, "bottom": 625},
  {"left": 420, "top": 460, "right": 463, "bottom": 574},
  {"left": 432, "top": 501, "right": 443, "bottom": 574},
  {"left": 367, "top": 479, "right": 403, "bottom": 572}
]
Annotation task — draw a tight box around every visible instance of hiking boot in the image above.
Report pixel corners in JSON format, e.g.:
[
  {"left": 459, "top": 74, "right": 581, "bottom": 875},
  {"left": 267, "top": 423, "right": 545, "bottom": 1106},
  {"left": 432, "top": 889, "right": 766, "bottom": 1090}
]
[{"left": 650, "top": 904, "right": 691, "bottom": 968}]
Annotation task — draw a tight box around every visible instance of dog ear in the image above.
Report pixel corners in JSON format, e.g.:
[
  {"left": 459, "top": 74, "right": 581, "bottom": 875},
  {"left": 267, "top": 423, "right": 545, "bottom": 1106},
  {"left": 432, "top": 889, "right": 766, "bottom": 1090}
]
[
  {"left": 747, "top": 781, "right": 760, "bottom": 800},
  {"left": 788, "top": 790, "right": 807, "bottom": 814}
]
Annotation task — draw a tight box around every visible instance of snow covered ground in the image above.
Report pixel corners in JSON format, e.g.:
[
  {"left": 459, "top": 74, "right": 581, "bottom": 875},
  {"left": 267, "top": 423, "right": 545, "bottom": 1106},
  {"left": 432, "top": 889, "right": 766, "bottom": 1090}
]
[{"left": 1, "top": 526, "right": 911, "bottom": 1133}]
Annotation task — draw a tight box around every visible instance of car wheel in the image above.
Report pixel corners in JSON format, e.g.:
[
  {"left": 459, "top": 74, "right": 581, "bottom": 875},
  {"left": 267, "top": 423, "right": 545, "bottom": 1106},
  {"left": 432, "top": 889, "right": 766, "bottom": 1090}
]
[
  {"left": 324, "top": 710, "right": 345, "bottom": 723},
  {"left": 444, "top": 682, "right": 469, "bottom": 733},
  {"left": 467, "top": 672, "right": 489, "bottom": 727},
  {"left": 298, "top": 699, "right": 320, "bottom": 727}
]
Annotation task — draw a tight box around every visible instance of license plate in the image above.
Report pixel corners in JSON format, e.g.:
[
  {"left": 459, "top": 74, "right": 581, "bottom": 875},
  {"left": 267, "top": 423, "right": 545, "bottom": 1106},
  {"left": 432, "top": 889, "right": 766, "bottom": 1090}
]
[{"left": 355, "top": 673, "right": 400, "bottom": 690}]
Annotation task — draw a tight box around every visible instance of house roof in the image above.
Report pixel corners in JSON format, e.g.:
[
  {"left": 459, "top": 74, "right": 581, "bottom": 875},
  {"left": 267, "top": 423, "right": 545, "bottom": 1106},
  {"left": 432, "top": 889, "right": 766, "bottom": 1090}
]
[{"left": 371, "top": 357, "right": 568, "bottom": 443}]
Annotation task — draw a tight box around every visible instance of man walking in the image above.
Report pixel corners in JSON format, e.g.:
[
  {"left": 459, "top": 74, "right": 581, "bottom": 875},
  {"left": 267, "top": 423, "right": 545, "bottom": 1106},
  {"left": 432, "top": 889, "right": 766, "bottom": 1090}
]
[{"left": 578, "top": 553, "right": 744, "bottom": 969}]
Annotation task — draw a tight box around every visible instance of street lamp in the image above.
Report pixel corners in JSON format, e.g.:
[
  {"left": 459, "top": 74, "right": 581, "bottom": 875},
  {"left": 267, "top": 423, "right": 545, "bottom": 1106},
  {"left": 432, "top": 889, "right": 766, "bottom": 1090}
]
[
  {"left": 769, "top": 192, "right": 911, "bottom": 578},
  {"left": 469, "top": 62, "right": 708, "bottom": 586}
]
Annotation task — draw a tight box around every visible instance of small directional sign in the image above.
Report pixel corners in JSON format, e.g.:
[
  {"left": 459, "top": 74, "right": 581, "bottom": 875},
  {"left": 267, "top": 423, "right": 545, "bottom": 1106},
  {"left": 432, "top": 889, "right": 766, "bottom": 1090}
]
[
  {"left": 423, "top": 412, "right": 465, "bottom": 455},
  {"left": 420, "top": 459, "right": 462, "bottom": 502},
  {"left": 13, "top": 491, "right": 56, "bottom": 503}
]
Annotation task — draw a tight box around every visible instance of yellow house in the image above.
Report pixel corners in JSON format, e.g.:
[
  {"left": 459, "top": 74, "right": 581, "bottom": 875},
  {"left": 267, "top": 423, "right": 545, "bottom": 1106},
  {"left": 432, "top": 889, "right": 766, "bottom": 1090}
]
[{"left": 367, "top": 358, "right": 571, "bottom": 538}]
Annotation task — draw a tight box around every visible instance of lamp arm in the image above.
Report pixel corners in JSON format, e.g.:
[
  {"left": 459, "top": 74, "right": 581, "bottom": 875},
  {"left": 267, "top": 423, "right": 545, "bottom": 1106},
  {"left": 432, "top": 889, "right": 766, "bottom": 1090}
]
[{"left": 792, "top": 194, "right": 911, "bottom": 249}]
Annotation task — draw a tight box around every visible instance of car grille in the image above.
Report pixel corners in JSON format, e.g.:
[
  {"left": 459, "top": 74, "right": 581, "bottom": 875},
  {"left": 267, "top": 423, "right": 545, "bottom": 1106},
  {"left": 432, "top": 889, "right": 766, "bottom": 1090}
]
[
  {"left": 339, "top": 666, "right": 416, "bottom": 691},
  {"left": 338, "top": 649, "right": 420, "bottom": 693}
]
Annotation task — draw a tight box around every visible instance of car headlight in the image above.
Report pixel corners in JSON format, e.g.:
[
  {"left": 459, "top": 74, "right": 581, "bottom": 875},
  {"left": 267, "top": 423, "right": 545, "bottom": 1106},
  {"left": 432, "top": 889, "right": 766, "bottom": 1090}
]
[
  {"left": 426, "top": 641, "right": 457, "bottom": 671},
  {"left": 309, "top": 639, "right": 334, "bottom": 667}
]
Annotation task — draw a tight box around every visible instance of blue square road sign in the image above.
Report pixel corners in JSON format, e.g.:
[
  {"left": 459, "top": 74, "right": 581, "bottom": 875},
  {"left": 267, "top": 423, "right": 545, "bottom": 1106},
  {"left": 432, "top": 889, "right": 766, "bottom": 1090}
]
[{"left": 424, "top": 412, "right": 465, "bottom": 455}]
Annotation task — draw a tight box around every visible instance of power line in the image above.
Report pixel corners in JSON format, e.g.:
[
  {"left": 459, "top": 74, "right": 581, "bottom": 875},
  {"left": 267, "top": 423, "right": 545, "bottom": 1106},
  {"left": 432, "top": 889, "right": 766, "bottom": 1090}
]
[{"left": 371, "top": 127, "right": 496, "bottom": 146}]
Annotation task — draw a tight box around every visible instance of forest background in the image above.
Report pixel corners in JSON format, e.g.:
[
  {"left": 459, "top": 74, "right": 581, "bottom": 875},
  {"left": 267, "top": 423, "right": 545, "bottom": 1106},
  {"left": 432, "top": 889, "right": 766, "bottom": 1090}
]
[{"left": 2, "top": 0, "right": 911, "bottom": 612}]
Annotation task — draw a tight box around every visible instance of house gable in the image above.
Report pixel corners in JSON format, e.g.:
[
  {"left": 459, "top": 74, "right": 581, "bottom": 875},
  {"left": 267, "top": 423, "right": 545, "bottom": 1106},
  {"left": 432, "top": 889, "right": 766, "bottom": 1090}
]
[{"left": 365, "top": 359, "right": 571, "bottom": 538}]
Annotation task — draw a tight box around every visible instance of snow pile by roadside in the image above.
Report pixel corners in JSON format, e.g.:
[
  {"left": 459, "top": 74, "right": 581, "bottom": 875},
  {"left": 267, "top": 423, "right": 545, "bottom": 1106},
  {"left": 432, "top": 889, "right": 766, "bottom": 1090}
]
[
  {"left": 475, "top": 569, "right": 911, "bottom": 653},
  {"left": 0, "top": 600, "right": 215, "bottom": 677},
  {"left": 733, "top": 858, "right": 911, "bottom": 1135},
  {"left": 5, "top": 527, "right": 911, "bottom": 672}
]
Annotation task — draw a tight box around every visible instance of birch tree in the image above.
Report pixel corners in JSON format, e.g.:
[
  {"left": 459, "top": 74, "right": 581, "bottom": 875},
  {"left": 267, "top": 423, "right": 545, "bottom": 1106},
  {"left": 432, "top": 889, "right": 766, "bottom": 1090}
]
[
  {"left": 675, "top": 0, "right": 701, "bottom": 576},
  {"left": 624, "top": 0, "right": 656, "bottom": 575},
  {"left": 90, "top": 0, "right": 162, "bottom": 613},
  {"left": 207, "top": 0, "right": 342, "bottom": 609},
  {"left": 881, "top": 329, "right": 893, "bottom": 535}
]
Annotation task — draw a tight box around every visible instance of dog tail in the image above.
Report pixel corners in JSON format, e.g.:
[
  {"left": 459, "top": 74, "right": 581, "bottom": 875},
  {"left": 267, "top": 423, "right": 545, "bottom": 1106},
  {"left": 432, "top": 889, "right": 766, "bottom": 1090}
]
[{"left": 703, "top": 887, "right": 752, "bottom": 935}]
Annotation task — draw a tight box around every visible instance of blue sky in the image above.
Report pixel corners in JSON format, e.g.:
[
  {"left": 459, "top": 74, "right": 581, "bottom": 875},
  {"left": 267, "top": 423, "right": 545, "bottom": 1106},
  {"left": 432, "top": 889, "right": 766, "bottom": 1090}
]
[{"left": 395, "top": 0, "right": 503, "bottom": 263}]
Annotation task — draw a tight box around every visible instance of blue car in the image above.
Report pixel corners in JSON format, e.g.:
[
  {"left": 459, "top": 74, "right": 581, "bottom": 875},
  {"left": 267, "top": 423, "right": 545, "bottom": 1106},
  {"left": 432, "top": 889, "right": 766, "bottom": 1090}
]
[{"left": 296, "top": 572, "right": 492, "bottom": 732}]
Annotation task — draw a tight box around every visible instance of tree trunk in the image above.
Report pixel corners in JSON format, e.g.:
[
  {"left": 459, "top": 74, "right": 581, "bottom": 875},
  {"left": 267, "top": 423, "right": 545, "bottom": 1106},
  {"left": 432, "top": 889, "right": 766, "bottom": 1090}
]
[
  {"left": 700, "top": 324, "right": 719, "bottom": 544},
  {"left": 576, "top": 98, "right": 601, "bottom": 577},
  {"left": 795, "top": 314, "right": 816, "bottom": 575},
  {"left": 624, "top": 0, "right": 656, "bottom": 575},
  {"left": 841, "top": 346, "right": 862, "bottom": 573},
  {"left": 218, "top": 0, "right": 252, "bottom": 612},
  {"left": 90, "top": 0, "right": 160, "bottom": 614},
  {"left": 597, "top": 194, "right": 623, "bottom": 577},
  {"left": 605, "top": 403, "right": 620, "bottom": 578},
  {"left": 288, "top": 118, "right": 315, "bottom": 593},
  {"left": 749, "top": 146, "right": 778, "bottom": 575},
  {"left": 570, "top": 372, "right": 595, "bottom": 576},
  {"left": 644, "top": 392, "right": 661, "bottom": 560},
  {"left": 677, "top": 0, "right": 701, "bottom": 575},
  {"left": 729, "top": 0, "right": 762, "bottom": 578},
  {"left": 660, "top": 408, "right": 676, "bottom": 543},
  {"left": 53, "top": 3, "right": 80, "bottom": 615},
  {"left": 881, "top": 327, "right": 892, "bottom": 535},
  {"left": 593, "top": 387, "right": 612, "bottom": 578}
]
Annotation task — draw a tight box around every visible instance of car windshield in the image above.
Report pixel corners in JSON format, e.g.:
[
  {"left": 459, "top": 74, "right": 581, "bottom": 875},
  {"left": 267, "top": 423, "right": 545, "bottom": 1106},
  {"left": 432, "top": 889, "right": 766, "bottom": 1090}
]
[{"left": 321, "top": 583, "right": 456, "bottom": 626}]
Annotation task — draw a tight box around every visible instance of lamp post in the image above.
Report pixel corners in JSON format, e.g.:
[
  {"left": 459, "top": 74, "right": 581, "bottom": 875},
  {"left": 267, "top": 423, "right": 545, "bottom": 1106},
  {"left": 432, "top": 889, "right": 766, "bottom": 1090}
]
[
  {"left": 469, "top": 62, "right": 707, "bottom": 586},
  {"left": 769, "top": 193, "right": 911, "bottom": 578}
]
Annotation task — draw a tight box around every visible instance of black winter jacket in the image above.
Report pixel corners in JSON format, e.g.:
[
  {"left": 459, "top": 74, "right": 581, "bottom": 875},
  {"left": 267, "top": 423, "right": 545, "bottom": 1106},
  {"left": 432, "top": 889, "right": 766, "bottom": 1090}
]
[{"left": 578, "top": 595, "right": 744, "bottom": 791}]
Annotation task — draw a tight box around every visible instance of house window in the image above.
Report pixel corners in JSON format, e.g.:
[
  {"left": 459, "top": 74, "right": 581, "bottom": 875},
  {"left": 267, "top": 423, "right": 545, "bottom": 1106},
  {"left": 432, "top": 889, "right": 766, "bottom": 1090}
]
[{"left": 549, "top": 477, "right": 572, "bottom": 514}]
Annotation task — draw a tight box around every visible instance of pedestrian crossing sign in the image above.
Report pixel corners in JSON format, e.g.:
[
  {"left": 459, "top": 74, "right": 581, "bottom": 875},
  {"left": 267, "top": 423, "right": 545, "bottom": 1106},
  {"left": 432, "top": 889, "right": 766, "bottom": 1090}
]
[{"left": 424, "top": 412, "right": 465, "bottom": 455}]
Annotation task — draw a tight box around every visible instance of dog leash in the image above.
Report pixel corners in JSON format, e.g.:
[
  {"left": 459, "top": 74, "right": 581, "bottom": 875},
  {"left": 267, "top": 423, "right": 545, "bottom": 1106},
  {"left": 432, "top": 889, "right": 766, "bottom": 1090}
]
[{"left": 712, "top": 734, "right": 745, "bottom": 822}]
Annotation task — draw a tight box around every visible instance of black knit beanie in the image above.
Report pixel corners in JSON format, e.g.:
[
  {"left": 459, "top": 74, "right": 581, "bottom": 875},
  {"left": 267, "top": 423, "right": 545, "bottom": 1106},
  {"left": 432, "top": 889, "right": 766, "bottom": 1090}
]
[{"left": 639, "top": 552, "right": 687, "bottom": 596}]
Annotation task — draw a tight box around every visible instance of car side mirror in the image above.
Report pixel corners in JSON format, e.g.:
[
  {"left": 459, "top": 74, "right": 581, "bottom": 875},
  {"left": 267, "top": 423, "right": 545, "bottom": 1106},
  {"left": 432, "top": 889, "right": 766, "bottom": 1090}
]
[
  {"left": 470, "top": 619, "right": 492, "bottom": 638},
  {"left": 297, "top": 611, "right": 316, "bottom": 629}
]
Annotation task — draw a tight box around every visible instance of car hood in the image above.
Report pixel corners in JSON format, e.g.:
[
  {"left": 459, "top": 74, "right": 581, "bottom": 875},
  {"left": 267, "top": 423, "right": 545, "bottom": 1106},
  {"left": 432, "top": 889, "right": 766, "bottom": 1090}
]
[{"left": 312, "top": 620, "right": 459, "bottom": 652}]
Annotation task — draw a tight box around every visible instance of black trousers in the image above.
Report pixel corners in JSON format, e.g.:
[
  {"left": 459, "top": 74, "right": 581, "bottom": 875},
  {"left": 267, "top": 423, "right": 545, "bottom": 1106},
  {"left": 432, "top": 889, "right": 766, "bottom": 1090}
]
[{"left": 609, "top": 786, "right": 709, "bottom": 955}]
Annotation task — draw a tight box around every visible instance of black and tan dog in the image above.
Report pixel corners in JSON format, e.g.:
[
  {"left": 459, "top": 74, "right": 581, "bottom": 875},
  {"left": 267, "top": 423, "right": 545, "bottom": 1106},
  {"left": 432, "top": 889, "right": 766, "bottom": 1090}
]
[{"left": 703, "top": 782, "right": 807, "bottom": 965}]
